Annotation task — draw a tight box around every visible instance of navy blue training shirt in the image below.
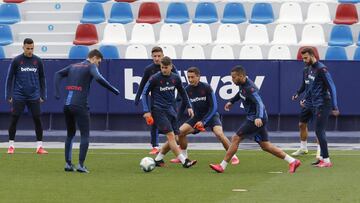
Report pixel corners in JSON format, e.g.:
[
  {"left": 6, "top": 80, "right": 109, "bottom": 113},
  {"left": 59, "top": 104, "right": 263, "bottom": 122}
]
[
  {"left": 142, "top": 72, "right": 191, "bottom": 115},
  {"left": 305, "top": 61, "right": 338, "bottom": 110},
  {"left": 229, "top": 78, "right": 267, "bottom": 121},
  {"left": 54, "top": 60, "right": 119, "bottom": 108},
  {"left": 296, "top": 66, "right": 312, "bottom": 108},
  {"left": 5, "top": 54, "right": 47, "bottom": 101}
]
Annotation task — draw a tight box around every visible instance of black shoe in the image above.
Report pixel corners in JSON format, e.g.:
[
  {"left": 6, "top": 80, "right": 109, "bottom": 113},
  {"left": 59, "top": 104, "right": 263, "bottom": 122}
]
[
  {"left": 64, "top": 163, "right": 76, "bottom": 172},
  {"left": 183, "top": 159, "right": 197, "bottom": 168},
  {"left": 155, "top": 159, "right": 165, "bottom": 167},
  {"left": 311, "top": 159, "right": 321, "bottom": 166},
  {"left": 77, "top": 164, "right": 90, "bottom": 173}
]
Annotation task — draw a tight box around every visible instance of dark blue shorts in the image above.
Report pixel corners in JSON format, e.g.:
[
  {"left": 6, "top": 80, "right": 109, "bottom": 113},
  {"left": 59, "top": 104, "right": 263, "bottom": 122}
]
[
  {"left": 11, "top": 100, "right": 41, "bottom": 116},
  {"left": 152, "top": 109, "right": 179, "bottom": 135},
  {"left": 185, "top": 113, "right": 222, "bottom": 134},
  {"left": 299, "top": 107, "right": 313, "bottom": 123},
  {"left": 236, "top": 119, "right": 269, "bottom": 144}
]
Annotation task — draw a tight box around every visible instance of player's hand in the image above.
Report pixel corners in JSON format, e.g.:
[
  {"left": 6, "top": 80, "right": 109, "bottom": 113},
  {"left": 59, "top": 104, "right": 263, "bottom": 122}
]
[
  {"left": 143, "top": 112, "right": 154, "bottom": 126},
  {"left": 194, "top": 121, "right": 205, "bottom": 132},
  {"left": 39, "top": 98, "right": 44, "bottom": 103},
  {"left": 224, "top": 102, "right": 232, "bottom": 111},
  {"left": 292, "top": 93, "right": 299, "bottom": 101},
  {"left": 8, "top": 98, "right": 13, "bottom": 103},
  {"left": 254, "top": 118, "right": 263, "bottom": 127},
  {"left": 187, "top": 108, "right": 194, "bottom": 118},
  {"left": 300, "top": 100, "right": 305, "bottom": 108},
  {"left": 332, "top": 109, "right": 340, "bottom": 116}
]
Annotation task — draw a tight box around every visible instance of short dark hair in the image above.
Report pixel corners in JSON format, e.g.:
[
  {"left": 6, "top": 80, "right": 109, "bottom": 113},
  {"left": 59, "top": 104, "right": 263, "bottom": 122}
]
[
  {"left": 161, "top": 56, "right": 172, "bottom": 66},
  {"left": 151, "top": 46, "right": 163, "bottom": 54},
  {"left": 300, "top": 47, "right": 315, "bottom": 56},
  {"left": 231, "top": 65, "right": 246, "bottom": 76},
  {"left": 88, "top": 49, "right": 103, "bottom": 59},
  {"left": 23, "top": 38, "right": 34, "bottom": 45},
  {"left": 187, "top": 67, "right": 200, "bottom": 76}
]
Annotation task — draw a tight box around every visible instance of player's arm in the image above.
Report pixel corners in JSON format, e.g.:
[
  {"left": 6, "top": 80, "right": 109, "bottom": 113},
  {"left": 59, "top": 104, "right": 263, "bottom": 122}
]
[
  {"left": 225, "top": 91, "right": 241, "bottom": 111},
  {"left": 90, "top": 65, "right": 120, "bottom": 95},
  {"left": 202, "top": 87, "right": 218, "bottom": 125},
  {"left": 320, "top": 68, "right": 339, "bottom": 114},
  {"left": 135, "top": 69, "right": 150, "bottom": 106},
  {"left": 5, "top": 59, "right": 17, "bottom": 102},
  {"left": 141, "top": 78, "right": 154, "bottom": 113},
  {"left": 293, "top": 72, "right": 306, "bottom": 100},
  {"left": 175, "top": 76, "right": 193, "bottom": 118},
  {"left": 54, "top": 65, "right": 70, "bottom": 99},
  {"left": 176, "top": 93, "right": 186, "bottom": 119},
  {"left": 38, "top": 59, "right": 47, "bottom": 101}
]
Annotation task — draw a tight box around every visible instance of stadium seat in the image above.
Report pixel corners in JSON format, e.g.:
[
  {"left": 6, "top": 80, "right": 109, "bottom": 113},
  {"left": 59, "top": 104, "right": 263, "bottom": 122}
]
[
  {"left": 165, "top": 2, "right": 189, "bottom": 24},
  {"left": 221, "top": 2, "right": 246, "bottom": 24},
  {"left": 3, "top": 0, "right": 25, "bottom": 2},
  {"left": 187, "top": 23, "right": 212, "bottom": 45},
  {"left": 193, "top": 2, "right": 218, "bottom": 24},
  {"left": 339, "top": 0, "right": 360, "bottom": 2},
  {"left": 249, "top": 3, "right": 274, "bottom": 24},
  {"left": 181, "top": 45, "right": 205, "bottom": 59},
  {"left": 125, "top": 45, "right": 148, "bottom": 59},
  {"left": 325, "top": 46, "right": 348, "bottom": 60},
  {"left": 334, "top": 4, "right": 358, "bottom": 25},
  {"left": 305, "top": 3, "right": 331, "bottom": 24},
  {"left": 328, "top": 25, "right": 353, "bottom": 47},
  {"left": 158, "top": 23, "right": 183, "bottom": 45},
  {"left": 108, "top": 2, "right": 133, "bottom": 24},
  {"left": 243, "top": 24, "right": 269, "bottom": 45},
  {"left": 214, "top": 24, "right": 241, "bottom": 44},
  {"left": 353, "top": 47, "right": 360, "bottom": 60},
  {"left": 277, "top": 2, "right": 302, "bottom": 24},
  {"left": 80, "top": 2, "right": 105, "bottom": 24},
  {"left": 0, "top": 46, "right": 5, "bottom": 58},
  {"left": 268, "top": 45, "right": 291, "bottom": 60},
  {"left": 101, "top": 23, "right": 127, "bottom": 45},
  {"left": 0, "top": 3, "right": 21, "bottom": 24},
  {"left": 114, "top": 0, "right": 136, "bottom": 2},
  {"left": 0, "top": 24, "right": 13, "bottom": 46},
  {"left": 210, "top": 45, "right": 234, "bottom": 60},
  {"left": 136, "top": 2, "right": 161, "bottom": 24},
  {"left": 271, "top": 24, "right": 297, "bottom": 45},
  {"left": 130, "top": 23, "right": 155, "bottom": 44},
  {"left": 99, "top": 45, "right": 120, "bottom": 59},
  {"left": 159, "top": 45, "right": 177, "bottom": 59},
  {"left": 357, "top": 33, "right": 360, "bottom": 46},
  {"left": 239, "top": 45, "right": 263, "bottom": 59},
  {"left": 87, "top": 0, "right": 109, "bottom": 2},
  {"left": 297, "top": 46, "right": 320, "bottom": 60},
  {"left": 73, "top": 24, "right": 98, "bottom": 45},
  {"left": 299, "top": 24, "right": 325, "bottom": 46},
  {"left": 68, "top": 45, "right": 89, "bottom": 59}
]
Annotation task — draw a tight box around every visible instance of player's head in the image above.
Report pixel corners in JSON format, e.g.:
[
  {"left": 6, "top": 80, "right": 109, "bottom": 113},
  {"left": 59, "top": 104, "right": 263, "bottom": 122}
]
[
  {"left": 87, "top": 49, "right": 103, "bottom": 67},
  {"left": 187, "top": 67, "right": 200, "bottom": 86},
  {"left": 160, "top": 56, "right": 173, "bottom": 76},
  {"left": 231, "top": 65, "right": 247, "bottom": 85},
  {"left": 300, "top": 47, "right": 317, "bottom": 66},
  {"left": 151, "top": 46, "right": 164, "bottom": 65},
  {"left": 23, "top": 38, "right": 34, "bottom": 57}
]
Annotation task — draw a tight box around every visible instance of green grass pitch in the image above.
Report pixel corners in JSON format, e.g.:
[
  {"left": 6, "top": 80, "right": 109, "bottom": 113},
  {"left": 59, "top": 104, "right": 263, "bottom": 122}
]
[{"left": 1, "top": 149, "right": 360, "bottom": 203}]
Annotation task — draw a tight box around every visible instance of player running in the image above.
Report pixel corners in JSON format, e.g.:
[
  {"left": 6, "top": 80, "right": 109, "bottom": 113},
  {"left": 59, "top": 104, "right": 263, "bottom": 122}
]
[
  {"left": 142, "top": 56, "right": 197, "bottom": 168},
  {"left": 170, "top": 67, "right": 239, "bottom": 165},
  {"left": 210, "top": 66, "right": 301, "bottom": 173},
  {"left": 54, "top": 49, "right": 120, "bottom": 173}
]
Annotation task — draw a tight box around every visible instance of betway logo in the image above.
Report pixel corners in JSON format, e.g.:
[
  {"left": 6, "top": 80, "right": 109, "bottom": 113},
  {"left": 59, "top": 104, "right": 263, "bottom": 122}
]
[
  {"left": 21, "top": 67, "right": 37, "bottom": 72},
  {"left": 190, "top": 96, "right": 206, "bottom": 103},
  {"left": 124, "top": 69, "right": 264, "bottom": 101},
  {"left": 160, "top": 86, "right": 175, "bottom": 91},
  {"left": 308, "top": 75, "right": 315, "bottom": 81}
]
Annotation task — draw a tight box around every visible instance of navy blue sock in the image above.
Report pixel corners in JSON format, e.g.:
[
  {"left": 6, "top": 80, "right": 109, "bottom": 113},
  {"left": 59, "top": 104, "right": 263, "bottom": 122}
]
[
  {"left": 151, "top": 125, "right": 159, "bottom": 147},
  {"left": 79, "top": 135, "right": 89, "bottom": 166}
]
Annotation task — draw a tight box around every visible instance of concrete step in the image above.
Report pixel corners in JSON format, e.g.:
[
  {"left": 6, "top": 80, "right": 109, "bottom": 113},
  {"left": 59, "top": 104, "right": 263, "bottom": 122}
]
[
  {"left": 24, "top": 11, "right": 82, "bottom": 21},
  {"left": 17, "top": 32, "right": 75, "bottom": 43}
]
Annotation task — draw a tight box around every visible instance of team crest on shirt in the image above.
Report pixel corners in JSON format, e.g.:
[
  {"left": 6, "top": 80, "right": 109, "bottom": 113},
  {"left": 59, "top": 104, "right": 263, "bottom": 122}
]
[
  {"left": 172, "top": 79, "right": 176, "bottom": 84},
  {"left": 33, "top": 60, "right": 38, "bottom": 65},
  {"left": 20, "top": 61, "right": 24, "bottom": 65}
]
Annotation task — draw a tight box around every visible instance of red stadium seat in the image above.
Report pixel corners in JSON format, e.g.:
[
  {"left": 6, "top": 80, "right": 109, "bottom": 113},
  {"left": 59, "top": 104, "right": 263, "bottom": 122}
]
[
  {"left": 297, "top": 46, "right": 320, "bottom": 60},
  {"left": 73, "top": 24, "right": 98, "bottom": 45},
  {"left": 115, "top": 0, "right": 136, "bottom": 2},
  {"left": 136, "top": 2, "right": 161, "bottom": 24},
  {"left": 3, "top": 0, "right": 26, "bottom": 2},
  {"left": 334, "top": 4, "right": 358, "bottom": 25}
]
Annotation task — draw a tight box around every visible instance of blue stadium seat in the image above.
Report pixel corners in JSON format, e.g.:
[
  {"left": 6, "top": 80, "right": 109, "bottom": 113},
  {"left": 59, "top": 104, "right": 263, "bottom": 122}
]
[
  {"left": 328, "top": 25, "right": 353, "bottom": 47},
  {"left": 325, "top": 46, "right": 348, "bottom": 60},
  {"left": 338, "top": 0, "right": 360, "bottom": 3},
  {"left": 221, "top": 2, "right": 246, "bottom": 24},
  {"left": 87, "top": 0, "right": 109, "bottom": 2},
  {"left": 80, "top": 2, "right": 105, "bottom": 24},
  {"left": 68, "top": 45, "right": 89, "bottom": 59},
  {"left": 108, "top": 2, "right": 133, "bottom": 24},
  {"left": 165, "top": 2, "right": 189, "bottom": 24},
  {"left": 0, "top": 46, "right": 5, "bottom": 58},
  {"left": 99, "top": 45, "right": 120, "bottom": 59},
  {"left": 0, "top": 3, "right": 21, "bottom": 24},
  {"left": 356, "top": 33, "right": 360, "bottom": 46},
  {"left": 193, "top": 2, "right": 218, "bottom": 24},
  {"left": 249, "top": 3, "right": 274, "bottom": 24},
  {"left": 0, "top": 24, "right": 13, "bottom": 46},
  {"left": 353, "top": 46, "right": 360, "bottom": 60}
]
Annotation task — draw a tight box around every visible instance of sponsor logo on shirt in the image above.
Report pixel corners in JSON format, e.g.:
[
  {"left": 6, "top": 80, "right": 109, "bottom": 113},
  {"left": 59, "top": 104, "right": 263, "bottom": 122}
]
[
  {"left": 160, "top": 86, "right": 175, "bottom": 91},
  {"left": 66, "top": 86, "right": 82, "bottom": 91},
  {"left": 20, "top": 67, "right": 37, "bottom": 72},
  {"left": 190, "top": 96, "right": 206, "bottom": 103}
]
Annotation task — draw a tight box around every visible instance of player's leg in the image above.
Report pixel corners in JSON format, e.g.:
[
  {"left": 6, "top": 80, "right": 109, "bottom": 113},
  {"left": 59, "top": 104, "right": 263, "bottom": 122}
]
[
  {"left": 63, "top": 106, "right": 76, "bottom": 172},
  {"left": 314, "top": 104, "right": 332, "bottom": 167},
  {"left": 170, "top": 123, "right": 194, "bottom": 163},
  {"left": 149, "top": 125, "right": 160, "bottom": 155},
  {"left": 27, "top": 100, "right": 47, "bottom": 154},
  {"left": 212, "top": 125, "right": 239, "bottom": 165},
  {"left": 292, "top": 107, "right": 312, "bottom": 156},
  {"left": 75, "top": 107, "right": 91, "bottom": 173},
  {"left": 7, "top": 100, "right": 25, "bottom": 154}
]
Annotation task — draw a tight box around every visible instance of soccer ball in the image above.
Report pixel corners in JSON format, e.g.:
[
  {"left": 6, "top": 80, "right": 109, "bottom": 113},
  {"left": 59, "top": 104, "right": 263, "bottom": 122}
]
[{"left": 140, "top": 157, "right": 156, "bottom": 172}]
